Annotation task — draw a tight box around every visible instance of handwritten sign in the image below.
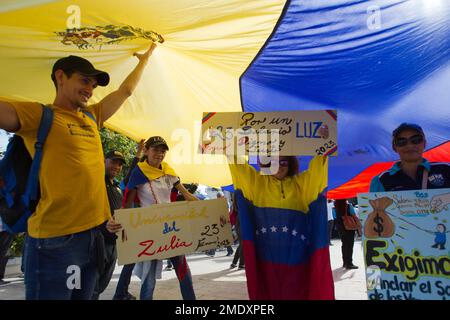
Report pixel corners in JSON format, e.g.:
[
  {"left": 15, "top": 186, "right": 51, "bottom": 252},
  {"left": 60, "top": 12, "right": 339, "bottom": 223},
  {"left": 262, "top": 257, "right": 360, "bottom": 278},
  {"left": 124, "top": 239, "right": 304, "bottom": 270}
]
[
  {"left": 357, "top": 189, "right": 450, "bottom": 300},
  {"left": 115, "top": 198, "right": 233, "bottom": 265},
  {"left": 200, "top": 110, "right": 337, "bottom": 156}
]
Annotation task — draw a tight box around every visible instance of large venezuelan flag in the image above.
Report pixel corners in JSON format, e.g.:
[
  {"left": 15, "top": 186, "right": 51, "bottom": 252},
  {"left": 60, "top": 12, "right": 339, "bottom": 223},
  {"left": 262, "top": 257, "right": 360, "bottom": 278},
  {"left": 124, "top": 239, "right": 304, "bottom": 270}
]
[
  {"left": 1, "top": 0, "right": 448, "bottom": 196},
  {"left": 0, "top": 0, "right": 286, "bottom": 188},
  {"left": 229, "top": 156, "right": 334, "bottom": 300}
]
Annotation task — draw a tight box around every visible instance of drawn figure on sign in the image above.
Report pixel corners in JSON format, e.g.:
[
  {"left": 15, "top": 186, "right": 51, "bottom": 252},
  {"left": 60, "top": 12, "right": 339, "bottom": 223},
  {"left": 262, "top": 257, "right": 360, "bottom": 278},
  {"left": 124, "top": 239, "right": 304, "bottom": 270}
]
[
  {"left": 431, "top": 224, "right": 447, "bottom": 250},
  {"left": 364, "top": 197, "right": 396, "bottom": 238}
]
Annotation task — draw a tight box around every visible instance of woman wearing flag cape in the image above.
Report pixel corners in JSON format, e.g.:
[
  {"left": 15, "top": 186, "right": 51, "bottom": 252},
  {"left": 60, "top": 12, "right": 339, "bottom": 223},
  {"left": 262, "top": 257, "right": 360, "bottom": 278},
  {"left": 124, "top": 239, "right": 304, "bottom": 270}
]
[
  {"left": 228, "top": 125, "right": 335, "bottom": 300},
  {"left": 107, "top": 136, "right": 198, "bottom": 300}
]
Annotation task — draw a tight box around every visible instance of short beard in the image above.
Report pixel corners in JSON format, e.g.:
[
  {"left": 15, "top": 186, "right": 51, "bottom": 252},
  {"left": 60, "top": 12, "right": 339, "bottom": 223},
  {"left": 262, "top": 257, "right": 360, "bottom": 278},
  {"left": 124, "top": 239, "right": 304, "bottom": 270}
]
[{"left": 76, "top": 101, "right": 88, "bottom": 110}]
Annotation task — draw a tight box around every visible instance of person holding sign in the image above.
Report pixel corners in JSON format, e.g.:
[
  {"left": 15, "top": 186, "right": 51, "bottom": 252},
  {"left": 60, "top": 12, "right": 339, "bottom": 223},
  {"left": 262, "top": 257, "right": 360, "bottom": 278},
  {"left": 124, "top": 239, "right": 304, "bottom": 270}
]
[
  {"left": 227, "top": 125, "right": 334, "bottom": 300},
  {"left": 370, "top": 123, "right": 450, "bottom": 192},
  {"left": 362, "top": 123, "right": 450, "bottom": 300},
  {"left": 368, "top": 123, "right": 450, "bottom": 253},
  {"left": 108, "top": 136, "right": 197, "bottom": 300}
]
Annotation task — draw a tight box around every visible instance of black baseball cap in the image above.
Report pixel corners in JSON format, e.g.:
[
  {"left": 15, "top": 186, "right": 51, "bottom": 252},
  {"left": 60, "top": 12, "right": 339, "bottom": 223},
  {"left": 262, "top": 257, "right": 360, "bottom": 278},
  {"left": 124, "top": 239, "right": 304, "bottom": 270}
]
[
  {"left": 392, "top": 123, "right": 425, "bottom": 138},
  {"left": 105, "top": 150, "right": 126, "bottom": 164},
  {"left": 51, "top": 55, "right": 110, "bottom": 86},
  {"left": 145, "top": 136, "right": 169, "bottom": 150}
]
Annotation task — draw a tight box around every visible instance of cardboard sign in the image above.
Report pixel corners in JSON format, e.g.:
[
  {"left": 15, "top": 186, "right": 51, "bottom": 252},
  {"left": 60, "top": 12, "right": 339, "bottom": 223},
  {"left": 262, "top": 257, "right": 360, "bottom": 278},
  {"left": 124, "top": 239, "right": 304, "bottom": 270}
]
[
  {"left": 115, "top": 198, "right": 233, "bottom": 265},
  {"left": 357, "top": 189, "right": 450, "bottom": 300},
  {"left": 200, "top": 110, "right": 337, "bottom": 156}
]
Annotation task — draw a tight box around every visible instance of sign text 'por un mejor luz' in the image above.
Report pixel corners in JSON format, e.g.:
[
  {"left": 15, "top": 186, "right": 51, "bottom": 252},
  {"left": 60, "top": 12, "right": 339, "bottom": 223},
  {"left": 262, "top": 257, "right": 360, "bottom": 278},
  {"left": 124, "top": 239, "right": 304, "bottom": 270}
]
[{"left": 200, "top": 110, "right": 338, "bottom": 157}]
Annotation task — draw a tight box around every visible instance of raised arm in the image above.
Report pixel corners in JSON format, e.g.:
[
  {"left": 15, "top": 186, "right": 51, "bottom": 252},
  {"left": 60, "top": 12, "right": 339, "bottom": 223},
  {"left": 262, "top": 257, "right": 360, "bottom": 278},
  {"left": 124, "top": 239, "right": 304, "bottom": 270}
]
[
  {"left": 0, "top": 101, "right": 20, "bottom": 132},
  {"left": 99, "top": 43, "right": 157, "bottom": 122},
  {"left": 123, "top": 139, "right": 145, "bottom": 187}
]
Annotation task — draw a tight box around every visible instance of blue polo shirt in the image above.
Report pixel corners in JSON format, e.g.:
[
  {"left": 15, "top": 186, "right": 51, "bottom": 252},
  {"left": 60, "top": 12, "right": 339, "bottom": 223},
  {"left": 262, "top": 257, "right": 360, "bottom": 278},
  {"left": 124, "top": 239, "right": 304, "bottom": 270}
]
[{"left": 370, "top": 158, "right": 450, "bottom": 192}]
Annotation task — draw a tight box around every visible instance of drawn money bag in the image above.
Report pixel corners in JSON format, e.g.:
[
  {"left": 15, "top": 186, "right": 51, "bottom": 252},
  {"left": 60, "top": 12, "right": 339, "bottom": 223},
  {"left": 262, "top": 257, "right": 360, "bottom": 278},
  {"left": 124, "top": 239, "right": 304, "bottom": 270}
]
[{"left": 364, "top": 197, "right": 395, "bottom": 238}]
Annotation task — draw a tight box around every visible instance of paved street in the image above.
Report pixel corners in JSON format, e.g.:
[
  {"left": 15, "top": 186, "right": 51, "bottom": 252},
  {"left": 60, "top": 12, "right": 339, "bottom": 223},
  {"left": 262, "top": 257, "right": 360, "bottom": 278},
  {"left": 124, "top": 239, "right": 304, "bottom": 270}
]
[{"left": 0, "top": 239, "right": 367, "bottom": 300}]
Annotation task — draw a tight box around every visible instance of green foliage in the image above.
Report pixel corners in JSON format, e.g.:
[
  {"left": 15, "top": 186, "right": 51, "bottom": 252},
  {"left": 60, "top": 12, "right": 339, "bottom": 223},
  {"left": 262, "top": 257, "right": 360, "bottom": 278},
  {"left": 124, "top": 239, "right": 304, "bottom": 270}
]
[
  {"left": 100, "top": 128, "right": 139, "bottom": 181},
  {"left": 9, "top": 233, "right": 25, "bottom": 257}
]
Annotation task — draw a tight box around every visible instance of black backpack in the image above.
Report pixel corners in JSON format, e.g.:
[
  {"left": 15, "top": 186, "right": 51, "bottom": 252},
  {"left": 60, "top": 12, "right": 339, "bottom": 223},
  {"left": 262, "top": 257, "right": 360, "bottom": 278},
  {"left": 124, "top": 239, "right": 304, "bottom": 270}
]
[
  {"left": 0, "top": 105, "right": 53, "bottom": 233},
  {"left": 0, "top": 105, "right": 94, "bottom": 233}
]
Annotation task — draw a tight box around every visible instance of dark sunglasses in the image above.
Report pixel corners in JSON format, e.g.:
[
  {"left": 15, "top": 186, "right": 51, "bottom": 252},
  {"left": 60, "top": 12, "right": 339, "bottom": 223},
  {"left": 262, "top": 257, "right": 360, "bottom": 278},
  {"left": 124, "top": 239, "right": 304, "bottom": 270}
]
[
  {"left": 260, "top": 159, "right": 289, "bottom": 168},
  {"left": 279, "top": 159, "right": 289, "bottom": 167},
  {"left": 394, "top": 134, "right": 424, "bottom": 147}
]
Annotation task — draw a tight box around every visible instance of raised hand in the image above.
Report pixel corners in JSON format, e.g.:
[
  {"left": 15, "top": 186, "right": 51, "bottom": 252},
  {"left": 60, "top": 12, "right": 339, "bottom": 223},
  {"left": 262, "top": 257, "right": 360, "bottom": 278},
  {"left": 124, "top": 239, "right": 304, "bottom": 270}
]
[
  {"left": 136, "top": 138, "right": 145, "bottom": 158},
  {"left": 318, "top": 124, "right": 329, "bottom": 139},
  {"left": 133, "top": 42, "right": 157, "bottom": 62}
]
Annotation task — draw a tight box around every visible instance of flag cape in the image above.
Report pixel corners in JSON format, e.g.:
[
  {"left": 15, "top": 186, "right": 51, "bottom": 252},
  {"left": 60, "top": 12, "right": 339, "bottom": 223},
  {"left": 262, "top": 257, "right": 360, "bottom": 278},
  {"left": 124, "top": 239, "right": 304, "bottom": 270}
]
[{"left": 230, "top": 156, "right": 334, "bottom": 300}]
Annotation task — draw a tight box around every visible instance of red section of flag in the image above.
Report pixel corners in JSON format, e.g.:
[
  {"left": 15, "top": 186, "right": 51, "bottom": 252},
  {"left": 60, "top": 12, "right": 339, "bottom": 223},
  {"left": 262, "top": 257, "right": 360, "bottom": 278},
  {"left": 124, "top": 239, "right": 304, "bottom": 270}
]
[
  {"left": 326, "top": 110, "right": 337, "bottom": 121},
  {"left": 201, "top": 112, "right": 216, "bottom": 124},
  {"left": 242, "top": 241, "right": 335, "bottom": 300},
  {"left": 328, "top": 141, "right": 450, "bottom": 199},
  {"left": 175, "top": 256, "right": 189, "bottom": 281}
]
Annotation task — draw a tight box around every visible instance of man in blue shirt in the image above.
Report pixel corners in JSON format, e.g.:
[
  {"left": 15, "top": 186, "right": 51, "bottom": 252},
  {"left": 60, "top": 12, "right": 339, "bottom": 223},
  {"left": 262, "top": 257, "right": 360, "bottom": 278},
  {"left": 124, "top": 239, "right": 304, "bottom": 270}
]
[{"left": 370, "top": 123, "right": 450, "bottom": 192}]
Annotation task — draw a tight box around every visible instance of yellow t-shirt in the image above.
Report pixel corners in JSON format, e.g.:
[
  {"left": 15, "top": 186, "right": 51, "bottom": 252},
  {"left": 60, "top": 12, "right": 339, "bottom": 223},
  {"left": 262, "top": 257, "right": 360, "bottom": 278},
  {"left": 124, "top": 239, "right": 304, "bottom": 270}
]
[
  {"left": 228, "top": 156, "right": 328, "bottom": 213},
  {"left": 7, "top": 100, "right": 111, "bottom": 238}
]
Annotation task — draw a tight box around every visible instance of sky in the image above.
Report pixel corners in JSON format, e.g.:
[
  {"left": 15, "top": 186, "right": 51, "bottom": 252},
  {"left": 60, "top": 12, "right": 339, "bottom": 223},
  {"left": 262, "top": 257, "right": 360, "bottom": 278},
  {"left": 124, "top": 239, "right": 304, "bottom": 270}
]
[{"left": 0, "top": 130, "right": 9, "bottom": 152}]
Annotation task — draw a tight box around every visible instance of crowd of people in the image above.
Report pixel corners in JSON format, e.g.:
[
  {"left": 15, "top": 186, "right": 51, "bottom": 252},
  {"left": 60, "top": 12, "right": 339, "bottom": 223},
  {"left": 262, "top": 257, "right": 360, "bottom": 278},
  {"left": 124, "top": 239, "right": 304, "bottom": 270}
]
[{"left": 0, "top": 44, "right": 448, "bottom": 300}]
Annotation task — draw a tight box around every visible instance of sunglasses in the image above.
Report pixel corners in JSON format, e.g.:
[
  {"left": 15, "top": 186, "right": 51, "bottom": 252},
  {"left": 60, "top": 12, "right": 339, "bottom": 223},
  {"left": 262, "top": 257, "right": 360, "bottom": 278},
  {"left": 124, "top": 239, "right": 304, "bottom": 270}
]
[
  {"left": 259, "top": 159, "right": 289, "bottom": 168},
  {"left": 279, "top": 159, "right": 289, "bottom": 167},
  {"left": 394, "top": 134, "right": 424, "bottom": 147}
]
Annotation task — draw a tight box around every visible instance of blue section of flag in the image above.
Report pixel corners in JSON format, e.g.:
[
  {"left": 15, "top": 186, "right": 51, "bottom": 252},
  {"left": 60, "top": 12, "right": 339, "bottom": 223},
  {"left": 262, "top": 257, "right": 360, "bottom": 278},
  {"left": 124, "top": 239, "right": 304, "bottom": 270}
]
[
  {"left": 127, "top": 166, "right": 148, "bottom": 189},
  {"left": 241, "top": 0, "right": 450, "bottom": 189},
  {"left": 236, "top": 190, "right": 328, "bottom": 265}
]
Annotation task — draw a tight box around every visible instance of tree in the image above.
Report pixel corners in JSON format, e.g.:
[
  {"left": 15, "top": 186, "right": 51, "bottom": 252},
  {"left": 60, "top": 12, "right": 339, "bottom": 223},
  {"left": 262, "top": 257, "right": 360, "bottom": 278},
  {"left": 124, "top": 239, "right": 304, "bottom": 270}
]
[{"left": 100, "top": 127, "right": 139, "bottom": 181}]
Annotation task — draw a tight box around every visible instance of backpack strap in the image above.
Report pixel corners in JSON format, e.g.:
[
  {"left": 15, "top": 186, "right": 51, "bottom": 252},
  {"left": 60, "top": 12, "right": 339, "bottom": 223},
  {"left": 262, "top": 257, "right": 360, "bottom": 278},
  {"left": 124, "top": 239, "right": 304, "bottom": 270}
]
[{"left": 21, "top": 105, "right": 54, "bottom": 206}]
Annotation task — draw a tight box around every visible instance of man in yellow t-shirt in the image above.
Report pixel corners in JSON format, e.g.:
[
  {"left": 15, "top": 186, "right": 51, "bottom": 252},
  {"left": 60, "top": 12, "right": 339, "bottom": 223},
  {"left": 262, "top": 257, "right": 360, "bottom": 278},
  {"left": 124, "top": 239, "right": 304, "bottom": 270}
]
[{"left": 0, "top": 43, "right": 156, "bottom": 300}]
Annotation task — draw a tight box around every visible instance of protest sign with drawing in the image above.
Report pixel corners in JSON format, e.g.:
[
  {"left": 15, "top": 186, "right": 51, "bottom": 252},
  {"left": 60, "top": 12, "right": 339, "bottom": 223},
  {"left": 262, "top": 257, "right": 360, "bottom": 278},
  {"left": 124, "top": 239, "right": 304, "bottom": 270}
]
[
  {"left": 200, "top": 110, "right": 338, "bottom": 156},
  {"left": 357, "top": 189, "right": 450, "bottom": 300},
  {"left": 115, "top": 198, "right": 233, "bottom": 265}
]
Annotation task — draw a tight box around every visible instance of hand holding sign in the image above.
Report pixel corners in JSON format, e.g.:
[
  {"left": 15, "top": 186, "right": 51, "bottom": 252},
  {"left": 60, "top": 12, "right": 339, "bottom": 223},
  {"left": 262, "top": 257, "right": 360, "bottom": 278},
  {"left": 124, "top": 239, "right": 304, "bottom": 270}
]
[
  {"left": 106, "top": 218, "right": 122, "bottom": 233},
  {"left": 318, "top": 124, "right": 329, "bottom": 139}
]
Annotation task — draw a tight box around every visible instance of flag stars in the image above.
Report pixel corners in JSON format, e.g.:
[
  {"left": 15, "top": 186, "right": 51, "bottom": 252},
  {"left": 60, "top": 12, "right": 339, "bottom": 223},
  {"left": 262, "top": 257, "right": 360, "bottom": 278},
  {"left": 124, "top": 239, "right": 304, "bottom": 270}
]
[{"left": 257, "top": 226, "right": 302, "bottom": 237}]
